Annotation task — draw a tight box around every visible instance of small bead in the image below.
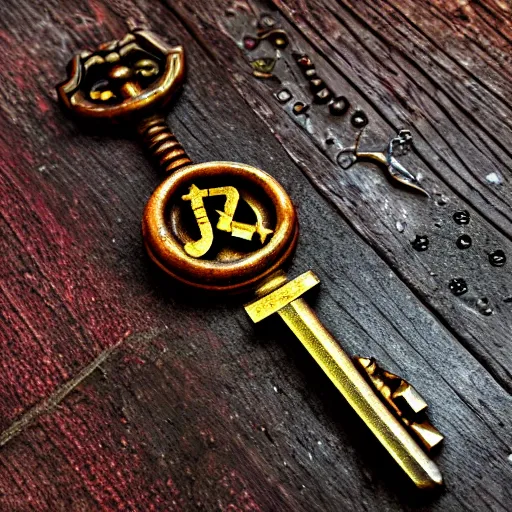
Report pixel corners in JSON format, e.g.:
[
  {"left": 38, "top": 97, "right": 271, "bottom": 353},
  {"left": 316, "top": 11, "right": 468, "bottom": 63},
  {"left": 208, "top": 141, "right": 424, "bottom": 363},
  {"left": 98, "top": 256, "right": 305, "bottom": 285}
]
[
  {"left": 243, "top": 37, "right": 258, "bottom": 51},
  {"left": 296, "top": 54, "right": 314, "bottom": 70},
  {"left": 304, "top": 68, "right": 317, "bottom": 79},
  {"left": 309, "top": 78, "right": 325, "bottom": 93},
  {"left": 260, "top": 15, "right": 276, "bottom": 28},
  {"left": 273, "top": 36, "right": 288, "bottom": 49},
  {"left": 314, "top": 88, "right": 332, "bottom": 104},
  {"left": 275, "top": 89, "right": 292, "bottom": 103},
  {"left": 329, "top": 96, "right": 349, "bottom": 116},
  {"left": 293, "top": 102, "right": 309, "bottom": 115},
  {"left": 351, "top": 110, "right": 368, "bottom": 128}
]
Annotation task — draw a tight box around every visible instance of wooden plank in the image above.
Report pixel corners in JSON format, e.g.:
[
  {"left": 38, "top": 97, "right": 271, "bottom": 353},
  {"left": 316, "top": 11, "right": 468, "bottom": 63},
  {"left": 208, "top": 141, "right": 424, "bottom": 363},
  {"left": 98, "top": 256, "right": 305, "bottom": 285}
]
[
  {"left": 0, "top": 0, "right": 159, "bottom": 431},
  {"left": 0, "top": 0, "right": 510, "bottom": 510},
  {"left": 0, "top": 295, "right": 510, "bottom": 510},
  {"left": 164, "top": 0, "right": 512, "bottom": 389}
]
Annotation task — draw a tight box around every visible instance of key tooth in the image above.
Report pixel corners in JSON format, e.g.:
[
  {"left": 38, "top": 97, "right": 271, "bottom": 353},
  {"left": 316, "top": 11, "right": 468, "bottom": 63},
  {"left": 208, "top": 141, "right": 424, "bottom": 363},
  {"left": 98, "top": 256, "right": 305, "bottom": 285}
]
[{"left": 137, "top": 114, "right": 191, "bottom": 173}]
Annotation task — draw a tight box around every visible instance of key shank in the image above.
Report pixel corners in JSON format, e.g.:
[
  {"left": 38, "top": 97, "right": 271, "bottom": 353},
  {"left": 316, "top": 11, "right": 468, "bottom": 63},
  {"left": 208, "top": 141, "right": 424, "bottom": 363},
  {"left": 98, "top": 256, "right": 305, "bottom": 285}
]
[{"left": 245, "top": 271, "right": 443, "bottom": 489}]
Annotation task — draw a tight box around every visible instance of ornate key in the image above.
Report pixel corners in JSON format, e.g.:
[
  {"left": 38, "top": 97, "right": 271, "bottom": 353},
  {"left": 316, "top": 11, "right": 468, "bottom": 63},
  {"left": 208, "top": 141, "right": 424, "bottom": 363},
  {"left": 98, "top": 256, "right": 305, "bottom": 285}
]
[{"left": 57, "top": 30, "right": 443, "bottom": 489}]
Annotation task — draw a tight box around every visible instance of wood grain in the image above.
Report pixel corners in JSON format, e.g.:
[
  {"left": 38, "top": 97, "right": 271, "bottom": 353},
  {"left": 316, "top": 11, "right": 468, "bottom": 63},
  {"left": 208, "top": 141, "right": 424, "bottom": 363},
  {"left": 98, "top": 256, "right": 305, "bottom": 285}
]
[
  {"left": 0, "top": 0, "right": 510, "bottom": 510},
  {"left": 166, "top": 0, "right": 512, "bottom": 389}
]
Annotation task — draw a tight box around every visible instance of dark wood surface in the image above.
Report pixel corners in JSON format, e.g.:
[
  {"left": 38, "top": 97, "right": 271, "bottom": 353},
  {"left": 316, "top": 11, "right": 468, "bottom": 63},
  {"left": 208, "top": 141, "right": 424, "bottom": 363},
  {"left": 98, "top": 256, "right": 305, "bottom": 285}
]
[{"left": 0, "top": 0, "right": 511, "bottom": 510}]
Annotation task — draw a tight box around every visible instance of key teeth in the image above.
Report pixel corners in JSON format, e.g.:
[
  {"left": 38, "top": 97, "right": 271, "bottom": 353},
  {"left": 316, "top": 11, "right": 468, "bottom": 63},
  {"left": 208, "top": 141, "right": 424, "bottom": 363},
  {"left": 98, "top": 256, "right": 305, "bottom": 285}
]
[{"left": 354, "top": 356, "right": 444, "bottom": 452}]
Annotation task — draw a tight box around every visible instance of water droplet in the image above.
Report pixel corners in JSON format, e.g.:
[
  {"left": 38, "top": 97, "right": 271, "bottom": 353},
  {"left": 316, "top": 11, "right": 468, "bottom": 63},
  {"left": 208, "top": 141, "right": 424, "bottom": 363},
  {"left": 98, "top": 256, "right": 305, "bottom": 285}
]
[
  {"left": 476, "top": 297, "right": 493, "bottom": 316},
  {"left": 275, "top": 89, "right": 292, "bottom": 103},
  {"left": 436, "top": 194, "right": 449, "bottom": 206},
  {"left": 351, "top": 110, "right": 368, "bottom": 128},
  {"left": 329, "top": 96, "right": 349, "bottom": 116},
  {"left": 337, "top": 150, "right": 356, "bottom": 169},
  {"left": 411, "top": 235, "right": 429, "bottom": 251},
  {"left": 485, "top": 172, "right": 502, "bottom": 185},
  {"left": 489, "top": 249, "right": 506, "bottom": 267},
  {"left": 456, "top": 234, "right": 472, "bottom": 250},
  {"left": 449, "top": 278, "right": 468, "bottom": 296},
  {"left": 396, "top": 220, "right": 406, "bottom": 233},
  {"left": 453, "top": 210, "right": 470, "bottom": 225},
  {"left": 292, "top": 102, "right": 309, "bottom": 115}
]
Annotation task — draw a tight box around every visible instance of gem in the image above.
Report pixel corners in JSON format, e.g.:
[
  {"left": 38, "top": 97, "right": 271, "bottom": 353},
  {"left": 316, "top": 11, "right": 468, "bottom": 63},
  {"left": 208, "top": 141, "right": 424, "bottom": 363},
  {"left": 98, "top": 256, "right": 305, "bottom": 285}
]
[
  {"left": 251, "top": 57, "right": 276, "bottom": 79},
  {"left": 292, "top": 102, "right": 309, "bottom": 115},
  {"left": 274, "top": 37, "right": 288, "bottom": 48},
  {"left": 304, "top": 68, "right": 317, "bottom": 79},
  {"left": 314, "top": 88, "right": 332, "bottom": 104},
  {"left": 295, "top": 53, "right": 314, "bottom": 70},
  {"left": 275, "top": 89, "right": 292, "bottom": 103},
  {"left": 260, "top": 15, "right": 276, "bottom": 28},
  {"left": 243, "top": 36, "right": 258, "bottom": 51},
  {"left": 309, "top": 78, "right": 325, "bottom": 93}
]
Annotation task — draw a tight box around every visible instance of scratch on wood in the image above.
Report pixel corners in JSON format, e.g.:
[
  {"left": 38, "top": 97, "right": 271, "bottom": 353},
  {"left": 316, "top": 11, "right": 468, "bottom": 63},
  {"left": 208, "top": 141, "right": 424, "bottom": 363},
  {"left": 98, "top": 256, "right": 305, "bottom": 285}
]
[{"left": 0, "top": 330, "right": 141, "bottom": 448}]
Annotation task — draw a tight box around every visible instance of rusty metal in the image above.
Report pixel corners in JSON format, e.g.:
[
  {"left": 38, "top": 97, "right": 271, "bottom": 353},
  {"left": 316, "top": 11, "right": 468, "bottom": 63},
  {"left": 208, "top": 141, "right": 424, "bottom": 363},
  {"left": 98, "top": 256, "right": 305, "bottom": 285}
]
[
  {"left": 137, "top": 114, "right": 191, "bottom": 174},
  {"left": 57, "top": 31, "right": 443, "bottom": 489}
]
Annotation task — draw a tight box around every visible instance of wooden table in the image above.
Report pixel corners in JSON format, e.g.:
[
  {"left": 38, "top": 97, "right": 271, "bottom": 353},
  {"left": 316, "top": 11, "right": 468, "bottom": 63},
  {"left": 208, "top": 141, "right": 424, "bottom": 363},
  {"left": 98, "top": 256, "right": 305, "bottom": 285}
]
[{"left": 0, "top": 0, "right": 511, "bottom": 510}]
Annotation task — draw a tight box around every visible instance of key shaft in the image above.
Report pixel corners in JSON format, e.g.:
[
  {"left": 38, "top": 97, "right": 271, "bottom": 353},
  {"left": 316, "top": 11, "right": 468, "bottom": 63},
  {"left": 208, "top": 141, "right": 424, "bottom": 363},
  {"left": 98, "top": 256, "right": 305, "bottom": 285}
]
[{"left": 246, "top": 271, "right": 443, "bottom": 489}]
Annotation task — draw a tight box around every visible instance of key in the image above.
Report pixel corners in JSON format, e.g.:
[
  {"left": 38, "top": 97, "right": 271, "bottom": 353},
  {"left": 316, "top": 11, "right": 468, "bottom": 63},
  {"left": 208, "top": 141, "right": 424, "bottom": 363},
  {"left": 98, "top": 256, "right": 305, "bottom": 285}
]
[{"left": 57, "top": 30, "right": 443, "bottom": 489}]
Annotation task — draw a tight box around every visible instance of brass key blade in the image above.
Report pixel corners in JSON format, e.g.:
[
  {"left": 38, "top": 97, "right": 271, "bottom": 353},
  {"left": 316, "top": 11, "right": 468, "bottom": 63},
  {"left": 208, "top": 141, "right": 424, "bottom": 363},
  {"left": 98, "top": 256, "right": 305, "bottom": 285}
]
[{"left": 245, "top": 271, "right": 443, "bottom": 489}]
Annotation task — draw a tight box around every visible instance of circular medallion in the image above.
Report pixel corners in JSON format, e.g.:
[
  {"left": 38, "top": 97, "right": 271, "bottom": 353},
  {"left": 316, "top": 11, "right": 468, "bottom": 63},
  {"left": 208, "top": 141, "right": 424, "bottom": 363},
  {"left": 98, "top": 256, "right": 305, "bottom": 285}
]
[{"left": 142, "top": 161, "right": 298, "bottom": 292}]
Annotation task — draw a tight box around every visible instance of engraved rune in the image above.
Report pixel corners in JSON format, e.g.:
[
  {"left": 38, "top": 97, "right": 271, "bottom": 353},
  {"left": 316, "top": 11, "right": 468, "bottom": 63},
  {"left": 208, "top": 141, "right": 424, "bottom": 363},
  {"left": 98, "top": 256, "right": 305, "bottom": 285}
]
[{"left": 182, "top": 185, "right": 273, "bottom": 258}]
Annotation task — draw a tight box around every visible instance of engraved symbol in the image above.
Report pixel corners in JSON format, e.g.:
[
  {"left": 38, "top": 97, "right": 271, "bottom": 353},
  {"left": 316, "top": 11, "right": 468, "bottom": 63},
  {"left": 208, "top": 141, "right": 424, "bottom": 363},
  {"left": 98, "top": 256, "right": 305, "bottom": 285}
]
[{"left": 182, "top": 185, "right": 273, "bottom": 258}]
